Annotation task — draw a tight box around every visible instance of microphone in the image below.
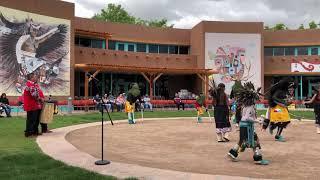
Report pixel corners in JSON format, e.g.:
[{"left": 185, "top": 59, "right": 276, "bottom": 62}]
[{"left": 86, "top": 72, "right": 99, "bottom": 81}]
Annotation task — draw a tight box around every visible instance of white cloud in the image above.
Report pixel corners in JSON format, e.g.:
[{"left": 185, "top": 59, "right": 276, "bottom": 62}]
[{"left": 62, "top": 0, "right": 320, "bottom": 29}]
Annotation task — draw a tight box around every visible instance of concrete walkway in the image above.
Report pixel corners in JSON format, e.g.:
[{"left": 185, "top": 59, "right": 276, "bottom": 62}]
[{"left": 36, "top": 118, "right": 276, "bottom": 180}]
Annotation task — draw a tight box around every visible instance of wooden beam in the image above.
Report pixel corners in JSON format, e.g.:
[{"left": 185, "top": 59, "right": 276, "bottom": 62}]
[
  {"left": 88, "top": 70, "right": 101, "bottom": 82},
  {"left": 140, "top": 72, "right": 151, "bottom": 83},
  {"left": 196, "top": 73, "right": 206, "bottom": 82},
  {"left": 154, "top": 73, "right": 163, "bottom": 82}
]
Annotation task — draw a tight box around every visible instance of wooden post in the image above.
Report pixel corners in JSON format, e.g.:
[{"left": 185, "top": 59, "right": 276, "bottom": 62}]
[
  {"left": 84, "top": 71, "right": 89, "bottom": 98},
  {"left": 149, "top": 76, "right": 154, "bottom": 100},
  {"left": 205, "top": 75, "right": 209, "bottom": 99}
]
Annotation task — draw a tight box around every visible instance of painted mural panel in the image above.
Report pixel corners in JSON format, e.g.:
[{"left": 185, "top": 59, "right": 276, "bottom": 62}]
[
  {"left": 205, "top": 33, "right": 261, "bottom": 94},
  {"left": 0, "top": 6, "right": 70, "bottom": 96},
  {"left": 291, "top": 61, "right": 320, "bottom": 72}
]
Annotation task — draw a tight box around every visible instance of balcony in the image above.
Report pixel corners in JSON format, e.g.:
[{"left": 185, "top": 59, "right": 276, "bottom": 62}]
[{"left": 75, "top": 47, "right": 198, "bottom": 72}]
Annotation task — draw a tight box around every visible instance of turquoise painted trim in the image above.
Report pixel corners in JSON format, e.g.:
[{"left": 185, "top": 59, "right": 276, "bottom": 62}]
[
  {"left": 102, "top": 41, "right": 106, "bottom": 49},
  {"left": 308, "top": 79, "right": 312, "bottom": 97},
  {"left": 300, "top": 76, "right": 303, "bottom": 100},
  {"left": 295, "top": 76, "right": 299, "bottom": 100}
]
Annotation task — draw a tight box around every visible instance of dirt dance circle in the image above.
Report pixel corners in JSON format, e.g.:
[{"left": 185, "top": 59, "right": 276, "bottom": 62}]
[{"left": 66, "top": 119, "right": 320, "bottom": 180}]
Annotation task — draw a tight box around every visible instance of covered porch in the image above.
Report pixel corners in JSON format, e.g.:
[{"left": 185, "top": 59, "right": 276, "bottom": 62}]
[{"left": 74, "top": 64, "right": 215, "bottom": 100}]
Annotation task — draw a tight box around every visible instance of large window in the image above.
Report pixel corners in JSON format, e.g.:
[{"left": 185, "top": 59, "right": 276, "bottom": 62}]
[
  {"left": 297, "top": 47, "right": 308, "bottom": 55},
  {"left": 79, "top": 38, "right": 91, "bottom": 47},
  {"left": 285, "top": 47, "right": 295, "bottom": 56},
  {"left": 159, "top": 45, "right": 168, "bottom": 54},
  {"left": 311, "top": 47, "right": 318, "bottom": 55},
  {"left": 169, "top": 45, "right": 179, "bottom": 54},
  {"left": 273, "top": 47, "right": 285, "bottom": 56},
  {"left": 108, "top": 40, "right": 116, "bottom": 50},
  {"left": 179, "top": 46, "right": 189, "bottom": 54},
  {"left": 91, "top": 39, "right": 104, "bottom": 48},
  {"left": 117, "top": 43, "right": 125, "bottom": 51},
  {"left": 149, "top": 44, "right": 159, "bottom": 53},
  {"left": 75, "top": 36, "right": 80, "bottom": 45},
  {"left": 264, "top": 48, "right": 273, "bottom": 56},
  {"left": 137, "top": 43, "right": 147, "bottom": 52},
  {"left": 128, "top": 44, "right": 135, "bottom": 52}
]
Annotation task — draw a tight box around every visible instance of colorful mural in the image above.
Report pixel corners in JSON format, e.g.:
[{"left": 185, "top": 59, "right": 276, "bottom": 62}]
[
  {"left": 291, "top": 60, "right": 320, "bottom": 72},
  {"left": 205, "top": 33, "right": 261, "bottom": 94},
  {"left": 0, "top": 6, "right": 70, "bottom": 96}
]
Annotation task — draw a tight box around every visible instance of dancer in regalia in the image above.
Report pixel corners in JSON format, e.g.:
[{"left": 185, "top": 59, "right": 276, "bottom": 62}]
[
  {"left": 210, "top": 83, "right": 231, "bottom": 142},
  {"left": 303, "top": 86, "right": 320, "bottom": 134},
  {"left": 195, "top": 92, "right": 207, "bottom": 123},
  {"left": 228, "top": 82, "right": 269, "bottom": 165},
  {"left": 262, "top": 77, "right": 296, "bottom": 142},
  {"left": 125, "top": 83, "right": 140, "bottom": 124}
]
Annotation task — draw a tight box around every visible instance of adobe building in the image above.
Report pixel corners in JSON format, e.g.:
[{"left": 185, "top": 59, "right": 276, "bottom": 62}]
[{"left": 0, "top": 0, "right": 319, "bottom": 101}]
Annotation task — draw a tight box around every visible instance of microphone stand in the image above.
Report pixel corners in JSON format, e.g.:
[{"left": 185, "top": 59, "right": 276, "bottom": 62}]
[{"left": 90, "top": 77, "right": 113, "bottom": 166}]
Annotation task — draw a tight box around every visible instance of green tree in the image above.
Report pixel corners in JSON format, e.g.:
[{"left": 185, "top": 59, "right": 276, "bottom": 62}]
[
  {"left": 298, "top": 24, "right": 305, "bottom": 30},
  {"left": 93, "top": 3, "right": 173, "bottom": 28},
  {"left": 272, "top": 23, "right": 287, "bottom": 30},
  {"left": 93, "top": 4, "right": 136, "bottom": 24},
  {"left": 309, "top": 21, "right": 317, "bottom": 29}
]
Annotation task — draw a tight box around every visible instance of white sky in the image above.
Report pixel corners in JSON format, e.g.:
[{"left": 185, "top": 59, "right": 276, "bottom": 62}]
[{"left": 63, "top": 0, "right": 320, "bottom": 29}]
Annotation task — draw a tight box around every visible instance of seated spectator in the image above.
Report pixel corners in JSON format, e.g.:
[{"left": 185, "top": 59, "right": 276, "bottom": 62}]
[
  {"left": 174, "top": 95, "right": 185, "bottom": 110},
  {"left": 102, "top": 94, "right": 112, "bottom": 112},
  {"left": 93, "top": 94, "right": 101, "bottom": 110},
  {"left": 135, "top": 96, "right": 143, "bottom": 112},
  {"left": 0, "top": 93, "right": 12, "bottom": 117},
  {"left": 116, "top": 93, "right": 125, "bottom": 112},
  {"left": 143, "top": 95, "right": 153, "bottom": 111},
  {"left": 107, "top": 93, "right": 116, "bottom": 112}
]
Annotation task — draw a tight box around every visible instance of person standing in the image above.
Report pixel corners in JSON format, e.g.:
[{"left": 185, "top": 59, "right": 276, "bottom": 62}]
[
  {"left": 23, "top": 73, "right": 44, "bottom": 137},
  {"left": 195, "top": 92, "right": 207, "bottom": 123},
  {"left": 0, "top": 93, "right": 12, "bottom": 117},
  {"left": 174, "top": 94, "right": 185, "bottom": 110},
  {"left": 303, "top": 86, "right": 320, "bottom": 134},
  {"left": 211, "top": 83, "right": 232, "bottom": 142}
]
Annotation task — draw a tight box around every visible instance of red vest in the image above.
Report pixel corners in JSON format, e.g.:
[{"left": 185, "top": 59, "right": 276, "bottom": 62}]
[{"left": 23, "top": 81, "right": 44, "bottom": 111}]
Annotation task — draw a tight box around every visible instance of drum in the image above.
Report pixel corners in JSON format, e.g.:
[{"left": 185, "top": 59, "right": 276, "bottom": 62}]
[{"left": 40, "top": 103, "right": 55, "bottom": 124}]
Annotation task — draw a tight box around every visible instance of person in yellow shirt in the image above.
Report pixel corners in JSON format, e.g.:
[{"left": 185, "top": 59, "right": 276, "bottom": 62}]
[
  {"left": 263, "top": 78, "right": 296, "bottom": 142},
  {"left": 125, "top": 83, "right": 140, "bottom": 124}
]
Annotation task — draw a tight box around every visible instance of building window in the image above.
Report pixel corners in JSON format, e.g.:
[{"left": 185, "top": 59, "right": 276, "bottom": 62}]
[
  {"left": 108, "top": 40, "right": 116, "bottom": 50},
  {"left": 264, "top": 48, "right": 273, "bottom": 56},
  {"left": 159, "top": 45, "right": 168, "bottom": 54},
  {"left": 75, "top": 36, "right": 80, "bottom": 45},
  {"left": 311, "top": 47, "right": 318, "bottom": 55},
  {"left": 79, "top": 37, "right": 91, "bottom": 47},
  {"left": 273, "top": 47, "right": 285, "bottom": 56},
  {"left": 137, "top": 43, "right": 146, "bottom": 52},
  {"left": 285, "top": 47, "right": 295, "bottom": 56},
  {"left": 297, "top": 47, "right": 308, "bottom": 55},
  {"left": 128, "top": 44, "right": 135, "bottom": 51},
  {"left": 118, "top": 43, "right": 125, "bottom": 51},
  {"left": 149, "top": 44, "right": 159, "bottom": 53},
  {"left": 169, "top": 45, "right": 179, "bottom": 54},
  {"left": 91, "top": 39, "right": 104, "bottom": 49},
  {"left": 179, "top": 46, "right": 189, "bottom": 54}
]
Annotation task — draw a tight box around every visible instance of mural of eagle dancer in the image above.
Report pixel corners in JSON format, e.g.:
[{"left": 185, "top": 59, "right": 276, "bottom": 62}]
[{"left": 0, "top": 12, "right": 70, "bottom": 96}]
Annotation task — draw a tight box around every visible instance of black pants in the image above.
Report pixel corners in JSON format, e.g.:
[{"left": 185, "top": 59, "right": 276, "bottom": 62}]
[
  {"left": 40, "top": 123, "right": 48, "bottom": 132},
  {"left": 25, "top": 109, "right": 41, "bottom": 136},
  {"left": 176, "top": 103, "right": 184, "bottom": 110}
]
